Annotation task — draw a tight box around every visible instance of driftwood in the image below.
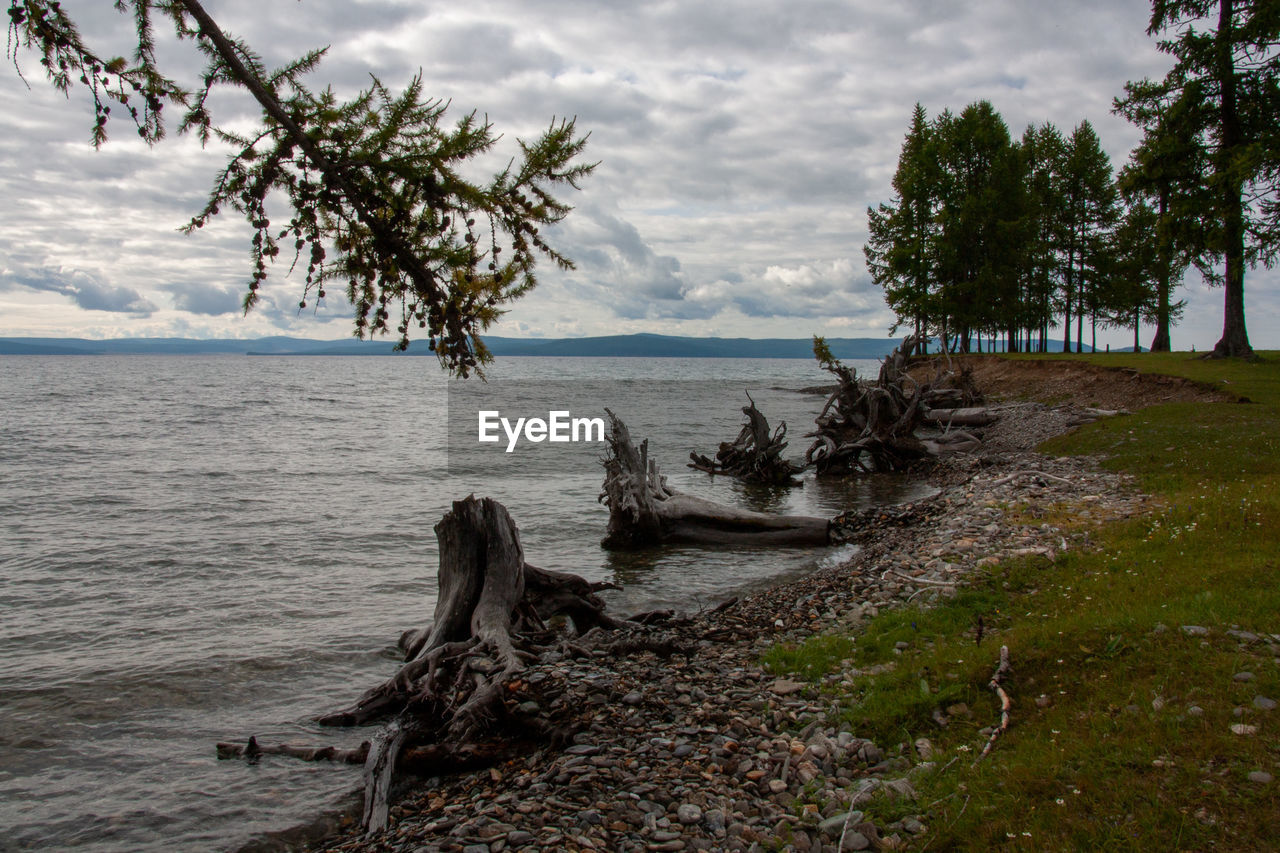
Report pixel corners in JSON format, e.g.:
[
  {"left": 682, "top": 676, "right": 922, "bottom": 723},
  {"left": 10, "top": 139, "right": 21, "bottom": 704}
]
[
  {"left": 805, "top": 336, "right": 1001, "bottom": 474},
  {"left": 688, "top": 393, "right": 804, "bottom": 485},
  {"left": 601, "top": 410, "right": 829, "bottom": 549},
  {"left": 804, "top": 335, "right": 933, "bottom": 474},
  {"left": 922, "top": 407, "right": 997, "bottom": 428},
  {"left": 218, "top": 495, "right": 669, "bottom": 835},
  {"left": 975, "top": 645, "right": 1012, "bottom": 765}
]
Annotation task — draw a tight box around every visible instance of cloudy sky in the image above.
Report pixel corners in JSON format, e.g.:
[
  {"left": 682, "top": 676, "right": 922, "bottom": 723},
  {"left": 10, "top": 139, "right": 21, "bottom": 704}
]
[{"left": 1, "top": 0, "right": 1274, "bottom": 349}]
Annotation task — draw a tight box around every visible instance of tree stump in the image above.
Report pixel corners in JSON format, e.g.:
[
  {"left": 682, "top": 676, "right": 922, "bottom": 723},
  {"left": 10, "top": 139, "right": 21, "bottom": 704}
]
[
  {"left": 221, "top": 495, "right": 637, "bottom": 834},
  {"left": 688, "top": 392, "right": 805, "bottom": 486}
]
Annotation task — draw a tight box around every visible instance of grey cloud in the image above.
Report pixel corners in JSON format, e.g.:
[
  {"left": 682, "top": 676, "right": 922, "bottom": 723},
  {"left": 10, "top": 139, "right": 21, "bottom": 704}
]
[
  {"left": 164, "top": 282, "right": 243, "bottom": 316},
  {"left": 1, "top": 265, "right": 155, "bottom": 315}
]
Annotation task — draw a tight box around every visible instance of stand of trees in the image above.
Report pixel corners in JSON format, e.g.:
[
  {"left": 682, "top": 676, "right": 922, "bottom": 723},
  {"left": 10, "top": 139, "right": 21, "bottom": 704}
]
[
  {"left": 866, "top": 102, "right": 1175, "bottom": 355},
  {"left": 869, "top": 1, "right": 1277, "bottom": 359}
]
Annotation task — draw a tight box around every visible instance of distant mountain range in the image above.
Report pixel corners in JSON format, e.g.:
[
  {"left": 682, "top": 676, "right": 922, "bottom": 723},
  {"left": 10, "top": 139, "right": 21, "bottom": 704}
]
[{"left": 0, "top": 333, "right": 1098, "bottom": 358}]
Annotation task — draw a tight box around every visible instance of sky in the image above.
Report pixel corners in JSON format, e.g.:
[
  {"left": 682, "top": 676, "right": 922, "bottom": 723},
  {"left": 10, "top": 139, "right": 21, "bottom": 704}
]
[{"left": 1, "top": 0, "right": 1275, "bottom": 350}]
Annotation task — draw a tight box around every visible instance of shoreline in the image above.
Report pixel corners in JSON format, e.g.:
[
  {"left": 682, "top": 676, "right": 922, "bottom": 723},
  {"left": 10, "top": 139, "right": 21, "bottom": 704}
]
[{"left": 287, "top": 386, "right": 1159, "bottom": 852}]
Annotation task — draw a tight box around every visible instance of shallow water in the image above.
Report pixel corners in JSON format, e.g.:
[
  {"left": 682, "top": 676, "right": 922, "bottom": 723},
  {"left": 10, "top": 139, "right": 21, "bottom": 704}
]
[{"left": 0, "top": 355, "right": 929, "bottom": 851}]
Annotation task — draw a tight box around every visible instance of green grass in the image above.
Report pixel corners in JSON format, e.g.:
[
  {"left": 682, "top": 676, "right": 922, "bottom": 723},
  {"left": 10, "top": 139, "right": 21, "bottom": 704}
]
[{"left": 763, "top": 352, "right": 1280, "bottom": 850}]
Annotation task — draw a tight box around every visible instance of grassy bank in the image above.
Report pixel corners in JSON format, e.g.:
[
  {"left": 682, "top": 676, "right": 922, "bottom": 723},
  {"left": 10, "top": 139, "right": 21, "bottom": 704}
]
[{"left": 763, "top": 352, "right": 1280, "bottom": 850}]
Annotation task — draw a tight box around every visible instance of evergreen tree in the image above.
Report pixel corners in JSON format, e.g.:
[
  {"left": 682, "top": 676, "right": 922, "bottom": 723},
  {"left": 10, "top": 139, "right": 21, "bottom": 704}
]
[
  {"left": 931, "top": 101, "right": 1026, "bottom": 353},
  {"left": 1106, "top": 198, "right": 1180, "bottom": 351},
  {"left": 1116, "top": 0, "right": 1280, "bottom": 359},
  {"left": 865, "top": 104, "right": 940, "bottom": 353},
  {"left": 1056, "top": 121, "right": 1118, "bottom": 353},
  {"left": 1115, "top": 97, "right": 1203, "bottom": 352},
  {"left": 5, "top": 0, "right": 595, "bottom": 376},
  {"left": 1018, "top": 123, "right": 1068, "bottom": 352}
]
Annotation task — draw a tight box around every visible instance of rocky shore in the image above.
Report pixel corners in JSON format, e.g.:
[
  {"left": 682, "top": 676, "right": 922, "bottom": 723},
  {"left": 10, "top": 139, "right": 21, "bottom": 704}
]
[{"left": 295, "top": 392, "right": 1159, "bottom": 853}]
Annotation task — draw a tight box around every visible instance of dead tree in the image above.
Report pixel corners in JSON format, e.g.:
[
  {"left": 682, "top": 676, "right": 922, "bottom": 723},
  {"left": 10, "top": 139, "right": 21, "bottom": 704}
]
[
  {"left": 601, "top": 410, "right": 829, "bottom": 548},
  {"left": 805, "top": 335, "right": 932, "bottom": 473},
  {"left": 218, "top": 496, "right": 646, "bottom": 834},
  {"left": 688, "top": 393, "right": 804, "bottom": 486},
  {"left": 804, "top": 335, "right": 992, "bottom": 473}
]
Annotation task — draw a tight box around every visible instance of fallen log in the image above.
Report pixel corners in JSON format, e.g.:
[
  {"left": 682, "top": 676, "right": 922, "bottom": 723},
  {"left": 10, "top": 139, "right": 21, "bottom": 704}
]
[
  {"left": 922, "top": 407, "right": 997, "bottom": 427},
  {"left": 688, "top": 392, "right": 804, "bottom": 486},
  {"left": 602, "top": 409, "right": 829, "bottom": 549}
]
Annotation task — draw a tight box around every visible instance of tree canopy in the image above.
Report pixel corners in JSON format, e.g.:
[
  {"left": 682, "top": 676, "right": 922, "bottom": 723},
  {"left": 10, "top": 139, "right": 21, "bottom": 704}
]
[{"left": 5, "top": 0, "right": 596, "bottom": 375}]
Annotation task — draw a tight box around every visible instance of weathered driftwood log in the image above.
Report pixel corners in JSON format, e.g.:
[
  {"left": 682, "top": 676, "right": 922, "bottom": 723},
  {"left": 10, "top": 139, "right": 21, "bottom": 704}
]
[
  {"left": 688, "top": 393, "right": 804, "bottom": 486},
  {"left": 601, "top": 409, "right": 829, "bottom": 549},
  {"left": 220, "top": 495, "right": 657, "bottom": 835},
  {"left": 921, "top": 407, "right": 997, "bottom": 427}
]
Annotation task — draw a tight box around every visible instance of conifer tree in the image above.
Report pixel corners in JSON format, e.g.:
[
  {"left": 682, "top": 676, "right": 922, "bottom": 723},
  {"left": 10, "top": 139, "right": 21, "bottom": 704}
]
[
  {"left": 1116, "top": 98, "right": 1203, "bottom": 352},
  {"left": 1018, "top": 123, "right": 1068, "bottom": 352},
  {"left": 865, "top": 103, "right": 939, "bottom": 353},
  {"left": 5, "top": 0, "right": 595, "bottom": 375},
  {"left": 1056, "top": 121, "right": 1118, "bottom": 353},
  {"left": 931, "top": 101, "right": 1026, "bottom": 353}
]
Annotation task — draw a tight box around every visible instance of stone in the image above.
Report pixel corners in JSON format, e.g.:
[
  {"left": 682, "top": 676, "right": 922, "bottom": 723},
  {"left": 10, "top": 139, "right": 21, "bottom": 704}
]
[
  {"left": 842, "top": 830, "right": 870, "bottom": 850},
  {"left": 1187, "top": 705, "right": 1205, "bottom": 717},
  {"left": 677, "top": 803, "right": 702, "bottom": 825},
  {"left": 768, "top": 779, "right": 788, "bottom": 794},
  {"left": 884, "top": 778, "right": 918, "bottom": 800},
  {"left": 1247, "top": 771, "right": 1273, "bottom": 784},
  {"left": 818, "top": 811, "right": 863, "bottom": 834},
  {"left": 1254, "top": 696, "right": 1277, "bottom": 711},
  {"left": 770, "top": 678, "right": 805, "bottom": 695},
  {"left": 1230, "top": 723, "right": 1259, "bottom": 736},
  {"left": 1233, "top": 671, "right": 1256, "bottom": 682},
  {"left": 1181, "top": 625, "right": 1210, "bottom": 637}
]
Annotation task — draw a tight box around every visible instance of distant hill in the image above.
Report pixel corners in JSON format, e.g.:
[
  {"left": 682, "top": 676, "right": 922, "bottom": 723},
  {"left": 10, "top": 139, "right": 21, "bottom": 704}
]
[
  {"left": 1, "top": 334, "right": 905, "bottom": 359},
  {"left": 0, "top": 334, "right": 1093, "bottom": 358}
]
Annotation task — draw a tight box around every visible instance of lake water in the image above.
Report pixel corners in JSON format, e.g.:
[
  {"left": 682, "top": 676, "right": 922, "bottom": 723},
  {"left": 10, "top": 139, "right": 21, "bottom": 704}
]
[{"left": 0, "top": 355, "right": 929, "bottom": 852}]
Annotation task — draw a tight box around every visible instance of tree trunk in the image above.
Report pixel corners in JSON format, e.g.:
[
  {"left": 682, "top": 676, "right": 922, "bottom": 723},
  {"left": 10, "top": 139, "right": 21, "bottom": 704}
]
[
  {"left": 1150, "top": 188, "right": 1172, "bottom": 352},
  {"left": 1210, "top": 0, "right": 1254, "bottom": 360}
]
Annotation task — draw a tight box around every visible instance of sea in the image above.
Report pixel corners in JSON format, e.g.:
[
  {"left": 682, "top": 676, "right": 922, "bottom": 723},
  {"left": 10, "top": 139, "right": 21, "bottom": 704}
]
[{"left": 0, "top": 354, "right": 932, "bottom": 852}]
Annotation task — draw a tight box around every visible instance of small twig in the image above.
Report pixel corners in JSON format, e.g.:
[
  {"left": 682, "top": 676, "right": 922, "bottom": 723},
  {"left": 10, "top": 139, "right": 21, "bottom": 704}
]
[
  {"left": 974, "top": 645, "right": 1011, "bottom": 765},
  {"left": 837, "top": 804, "right": 858, "bottom": 852}
]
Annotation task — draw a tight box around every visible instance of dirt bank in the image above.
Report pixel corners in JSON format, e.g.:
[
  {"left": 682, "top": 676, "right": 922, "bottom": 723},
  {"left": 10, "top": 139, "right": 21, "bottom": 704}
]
[{"left": 923, "top": 355, "right": 1239, "bottom": 411}]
